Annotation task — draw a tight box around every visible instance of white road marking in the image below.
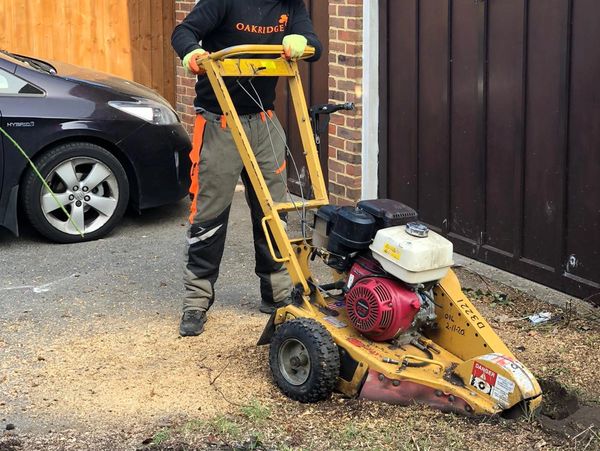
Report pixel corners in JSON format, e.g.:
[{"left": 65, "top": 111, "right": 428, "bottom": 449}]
[{"left": 0, "top": 273, "right": 80, "bottom": 294}]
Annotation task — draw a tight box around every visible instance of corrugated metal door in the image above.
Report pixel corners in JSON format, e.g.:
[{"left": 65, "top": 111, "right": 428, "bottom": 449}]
[{"left": 379, "top": 0, "right": 600, "bottom": 299}]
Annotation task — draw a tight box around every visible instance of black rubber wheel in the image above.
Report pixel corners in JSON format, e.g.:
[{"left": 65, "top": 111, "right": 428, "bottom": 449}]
[
  {"left": 269, "top": 318, "right": 340, "bottom": 403},
  {"left": 21, "top": 142, "right": 129, "bottom": 243}
]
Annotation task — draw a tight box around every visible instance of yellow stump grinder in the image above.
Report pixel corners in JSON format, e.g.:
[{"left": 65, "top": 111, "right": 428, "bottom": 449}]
[{"left": 196, "top": 45, "right": 542, "bottom": 417}]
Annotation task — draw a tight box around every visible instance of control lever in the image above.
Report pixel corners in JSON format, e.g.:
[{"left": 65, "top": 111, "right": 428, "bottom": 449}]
[{"left": 309, "top": 103, "right": 355, "bottom": 150}]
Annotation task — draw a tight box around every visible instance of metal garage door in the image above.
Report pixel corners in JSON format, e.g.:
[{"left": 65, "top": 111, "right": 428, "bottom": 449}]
[{"left": 379, "top": 0, "right": 600, "bottom": 299}]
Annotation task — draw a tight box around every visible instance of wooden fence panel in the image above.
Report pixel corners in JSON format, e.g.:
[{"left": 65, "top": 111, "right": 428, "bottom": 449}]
[{"left": 0, "top": 0, "right": 175, "bottom": 105}]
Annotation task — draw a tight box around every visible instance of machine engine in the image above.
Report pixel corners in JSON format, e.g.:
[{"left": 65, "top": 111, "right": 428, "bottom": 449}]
[
  {"left": 344, "top": 260, "right": 436, "bottom": 342},
  {"left": 314, "top": 199, "right": 454, "bottom": 343}
]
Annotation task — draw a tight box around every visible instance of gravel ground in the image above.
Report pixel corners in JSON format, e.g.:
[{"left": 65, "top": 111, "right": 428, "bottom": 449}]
[{"left": 1, "top": 192, "right": 599, "bottom": 450}]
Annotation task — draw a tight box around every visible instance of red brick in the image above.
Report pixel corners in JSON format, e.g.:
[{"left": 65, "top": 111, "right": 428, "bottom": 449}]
[
  {"left": 331, "top": 115, "right": 345, "bottom": 126},
  {"left": 347, "top": 19, "right": 363, "bottom": 30},
  {"left": 330, "top": 65, "right": 345, "bottom": 78},
  {"left": 337, "top": 150, "right": 362, "bottom": 165},
  {"left": 329, "top": 41, "right": 346, "bottom": 53},
  {"left": 328, "top": 136, "right": 346, "bottom": 150},
  {"left": 346, "top": 187, "right": 362, "bottom": 201},
  {"left": 346, "top": 67, "right": 362, "bottom": 79},
  {"left": 337, "top": 54, "right": 362, "bottom": 67},
  {"left": 338, "top": 127, "right": 362, "bottom": 141},
  {"left": 337, "top": 174, "right": 361, "bottom": 189},
  {"left": 330, "top": 17, "right": 345, "bottom": 28},
  {"left": 338, "top": 30, "right": 361, "bottom": 42},
  {"left": 346, "top": 43, "right": 362, "bottom": 56},
  {"left": 338, "top": 80, "right": 356, "bottom": 92},
  {"left": 345, "top": 141, "right": 362, "bottom": 154},
  {"left": 328, "top": 170, "right": 338, "bottom": 183},
  {"left": 346, "top": 163, "right": 362, "bottom": 177},
  {"left": 328, "top": 159, "right": 345, "bottom": 173},
  {"left": 339, "top": 6, "right": 362, "bottom": 17},
  {"left": 330, "top": 182, "right": 346, "bottom": 196},
  {"left": 330, "top": 90, "right": 346, "bottom": 102},
  {"left": 344, "top": 116, "right": 363, "bottom": 129}
]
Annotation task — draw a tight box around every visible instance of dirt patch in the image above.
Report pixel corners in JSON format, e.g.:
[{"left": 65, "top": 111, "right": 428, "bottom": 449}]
[
  {"left": 2, "top": 269, "right": 599, "bottom": 450},
  {"left": 0, "top": 310, "right": 273, "bottom": 431},
  {"left": 535, "top": 377, "right": 600, "bottom": 445},
  {"left": 457, "top": 266, "right": 600, "bottom": 405},
  {"left": 539, "top": 378, "right": 580, "bottom": 420}
]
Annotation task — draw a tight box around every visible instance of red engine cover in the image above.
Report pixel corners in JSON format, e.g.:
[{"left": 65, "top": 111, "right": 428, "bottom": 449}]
[{"left": 346, "top": 277, "right": 421, "bottom": 342}]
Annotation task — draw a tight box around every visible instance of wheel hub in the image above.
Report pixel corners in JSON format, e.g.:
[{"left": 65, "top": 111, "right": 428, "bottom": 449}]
[{"left": 279, "top": 338, "right": 311, "bottom": 386}]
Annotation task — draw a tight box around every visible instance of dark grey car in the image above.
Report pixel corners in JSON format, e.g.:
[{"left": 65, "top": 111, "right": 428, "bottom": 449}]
[{"left": 0, "top": 51, "right": 191, "bottom": 243}]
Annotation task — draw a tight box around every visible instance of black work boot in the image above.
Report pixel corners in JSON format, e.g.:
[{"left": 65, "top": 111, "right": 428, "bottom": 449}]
[
  {"left": 179, "top": 310, "right": 207, "bottom": 336},
  {"left": 259, "top": 298, "right": 290, "bottom": 314}
]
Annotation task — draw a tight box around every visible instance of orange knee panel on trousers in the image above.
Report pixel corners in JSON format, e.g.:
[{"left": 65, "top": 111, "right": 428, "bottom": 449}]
[{"left": 189, "top": 114, "right": 207, "bottom": 223}]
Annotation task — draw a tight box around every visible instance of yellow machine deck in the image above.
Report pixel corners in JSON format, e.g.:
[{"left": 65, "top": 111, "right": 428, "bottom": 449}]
[{"left": 197, "top": 45, "right": 542, "bottom": 416}]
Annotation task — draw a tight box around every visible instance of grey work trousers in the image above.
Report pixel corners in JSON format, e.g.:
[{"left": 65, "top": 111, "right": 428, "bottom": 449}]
[{"left": 183, "top": 110, "right": 291, "bottom": 312}]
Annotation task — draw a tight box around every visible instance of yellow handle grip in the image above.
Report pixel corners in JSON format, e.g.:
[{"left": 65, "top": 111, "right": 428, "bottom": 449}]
[{"left": 209, "top": 44, "right": 315, "bottom": 61}]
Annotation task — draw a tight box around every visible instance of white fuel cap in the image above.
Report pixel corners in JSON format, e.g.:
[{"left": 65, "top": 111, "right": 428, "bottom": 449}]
[{"left": 406, "top": 222, "right": 429, "bottom": 238}]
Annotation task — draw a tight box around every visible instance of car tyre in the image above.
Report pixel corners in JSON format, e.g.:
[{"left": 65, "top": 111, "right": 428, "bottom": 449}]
[
  {"left": 269, "top": 318, "right": 340, "bottom": 403},
  {"left": 22, "top": 142, "right": 129, "bottom": 243}
]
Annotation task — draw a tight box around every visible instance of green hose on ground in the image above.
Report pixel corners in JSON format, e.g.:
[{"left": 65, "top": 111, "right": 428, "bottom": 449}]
[{"left": 0, "top": 126, "right": 84, "bottom": 237}]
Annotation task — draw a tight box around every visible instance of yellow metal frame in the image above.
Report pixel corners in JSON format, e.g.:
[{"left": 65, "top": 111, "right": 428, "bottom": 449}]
[
  {"left": 200, "top": 46, "right": 542, "bottom": 416},
  {"left": 202, "top": 45, "right": 327, "bottom": 296}
]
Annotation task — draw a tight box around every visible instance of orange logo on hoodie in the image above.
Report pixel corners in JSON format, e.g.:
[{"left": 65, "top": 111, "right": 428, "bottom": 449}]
[{"left": 235, "top": 13, "right": 289, "bottom": 34}]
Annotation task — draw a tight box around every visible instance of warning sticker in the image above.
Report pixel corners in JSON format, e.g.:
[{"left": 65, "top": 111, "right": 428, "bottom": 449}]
[
  {"left": 471, "top": 359, "right": 517, "bottom": 407},
  {"left": 347, "top": 274, "right": 356, "bottom": 288},
  {"left": 323, "top": 316, "right": 347, "bottom": 328},
  {"left": 327, "top": 299, "right": 345, "bottom": 311},
  {"left": 480, "top": 354, "right": 535, "bottom": 394},
  {"left": 470, "top": 362, "right": 497, "bottom": 395},
  {"left": 383, "top": 243, "right": 401, "bottom": 260},
  {"left": 491, "top": 374, "right": 515, "bottom": 407}
]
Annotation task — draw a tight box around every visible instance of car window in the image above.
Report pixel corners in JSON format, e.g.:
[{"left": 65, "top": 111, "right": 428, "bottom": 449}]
[{"left": 0, "top": 69, "right": 44, "bottom": 95}]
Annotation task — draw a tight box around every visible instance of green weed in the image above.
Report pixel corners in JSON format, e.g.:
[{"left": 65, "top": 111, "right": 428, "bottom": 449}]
[
  {"left": 211, "top": 415, "right": 241, "bottom": 439},
  {"left": 241, "top": 399, "right": 272, "bottom": 424},
  {"left": 151, "top": 429, "right": 170, "bottom": 445}
]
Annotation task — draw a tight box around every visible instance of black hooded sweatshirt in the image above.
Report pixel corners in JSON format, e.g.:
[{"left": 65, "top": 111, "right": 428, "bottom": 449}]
[{"left": 171, "top": 0, "right": 322, "bottom": 115}]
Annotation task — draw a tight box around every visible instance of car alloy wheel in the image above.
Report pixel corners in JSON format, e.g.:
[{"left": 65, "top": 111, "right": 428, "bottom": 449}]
[
  {"left": 22, "top": 142, "right": 129, "bottom": 243},
  {"left": 42, "top": 157, "right": 119, "bottom": 235}
]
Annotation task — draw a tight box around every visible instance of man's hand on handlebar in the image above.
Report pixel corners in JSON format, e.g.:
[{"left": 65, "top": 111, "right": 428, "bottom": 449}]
[
  {"left": 282, "top": 35, "right": 308, "bottom": 60},
  {"left": 183, "top": 48, "right": 210, "bottom": 76}
]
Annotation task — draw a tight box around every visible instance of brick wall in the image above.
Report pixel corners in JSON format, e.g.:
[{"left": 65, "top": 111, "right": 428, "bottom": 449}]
[
  {"left": 174, "top": 0, "right": 366, "bottom": 204},
  {"left": 327, "top": 0, "right": 364, "bottom": 205},
  {"left": 174, "top": 0, "right": 198, "bottom": 135}
]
